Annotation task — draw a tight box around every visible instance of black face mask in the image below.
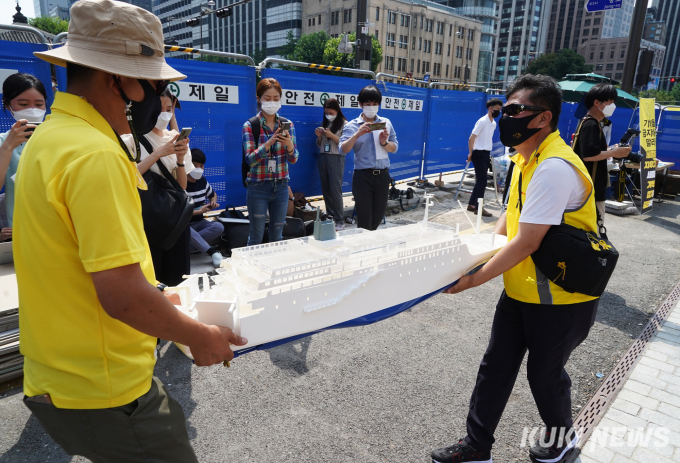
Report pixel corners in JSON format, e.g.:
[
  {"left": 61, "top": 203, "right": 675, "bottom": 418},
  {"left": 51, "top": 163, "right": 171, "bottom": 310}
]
[
  {"left": 499, "top": 112, "right": 544, "bottom": 147},
  {"left": 492, "top": 109, "right": 501, "bottom": 118},
  {"left": 117, "top": 78, "right": 161, "bottom": 136}
]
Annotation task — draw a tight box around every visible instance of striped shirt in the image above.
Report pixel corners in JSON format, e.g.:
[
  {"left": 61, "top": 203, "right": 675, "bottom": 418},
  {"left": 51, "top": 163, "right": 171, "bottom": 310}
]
[
  {"left": 242, "top": 112, "right": 299, "bottom": 183},
  {"left": 186, "top": 176, "right": 214, "bottom": 222}
]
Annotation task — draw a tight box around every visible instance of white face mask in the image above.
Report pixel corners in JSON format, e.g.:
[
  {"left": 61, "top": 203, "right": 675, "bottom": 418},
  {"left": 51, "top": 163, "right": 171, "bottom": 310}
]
[
  {"left": 362, "top": 105, "right": 379, "bottom": 119},
  {"left": 155, "top": 111, "right": 173, "bottom": 130},
  {"left": 11, "top": 107, "right": 46, "bottom": 123},
  {"left": 189, "top": 168, "right": 204, "bottom": 180},
  {"left": 260, "top": 100, "right": 281, "bottom": 115},
  {"left": 325, "top": 114, "right": 337, "bottom": 122},
  {"left": 601, "top": 103, "right": 616, "bottom": 118}
]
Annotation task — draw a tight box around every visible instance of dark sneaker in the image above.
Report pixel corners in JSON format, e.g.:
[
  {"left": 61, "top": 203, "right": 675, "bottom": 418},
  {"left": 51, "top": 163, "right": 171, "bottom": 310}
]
[
  {"left": 431, "top": 439, "right": 492, "bottom": 463},
  {"left": 480, "top": 209, "right": 492, "bottom": 217},
  {"left": 529, "top": 429, "right": 579, "bottom": 463}
]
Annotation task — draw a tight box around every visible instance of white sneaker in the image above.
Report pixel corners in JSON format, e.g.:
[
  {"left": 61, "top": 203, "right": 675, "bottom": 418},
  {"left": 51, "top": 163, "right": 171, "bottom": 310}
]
[
  {"left": 335, "top": 223, "right": 345, "bottom": 231},
  {"left": 211, "top": 251, "right": 223, "bottom": 267}
]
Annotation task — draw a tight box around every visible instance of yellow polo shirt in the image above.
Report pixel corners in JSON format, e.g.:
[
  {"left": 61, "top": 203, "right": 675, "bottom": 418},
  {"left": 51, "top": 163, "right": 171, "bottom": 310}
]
[{"left": 14, "top": 92, "right": 157, "bottom": 409}]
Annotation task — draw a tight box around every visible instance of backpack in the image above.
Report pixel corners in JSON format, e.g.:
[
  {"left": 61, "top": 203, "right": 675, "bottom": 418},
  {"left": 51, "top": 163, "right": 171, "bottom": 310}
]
[{"left": 242, "top": 115, "right": 288, "bottom": 188}]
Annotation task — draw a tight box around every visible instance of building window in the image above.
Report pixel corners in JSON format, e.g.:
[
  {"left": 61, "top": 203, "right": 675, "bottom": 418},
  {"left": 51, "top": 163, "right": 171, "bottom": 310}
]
[
  {"left": 592, "top": 28, "right": 599, "bottom": 35},
  {"left": 596, "top": 64, "right": 603, "bottom": 71},
  {"left": 594, "top": 18, "right": 600, "bottom": 25},
  {"left": 583, "top": 29, "right": 589, "bottom": 36},
  {"left": 344, "top": 9, "right": 352, "bottom": 24},
  {"left": 448, "top": 44, "right": 451, "bottom": 56},
  {"left": 389, "top": 11, "right": 397, "bottom": 24},
  {"left": 446, "top": 64, "right": 449, "bottom": 77},
  {"left": 318, "top": 15, "right": 321, "bottom": 24},
  {"left": 449, "top": 24, "right": 453, "bottom": 36},
  {"left": 606, "top": 63, "right": 613, "bottom": 71},
  {"left": 615, "top": 73, "right": 622, "bottom": 80},
  {"left": 411, "top": 59, "right": 414, "bottom": 72},
  {"left": 376, "top": 7, "right": 379, "bottom": 21},
  {"left": 620, "top": 50, "right": 625, "bottom": 58},
  {"left": 412, "top": 37, "right": 416, "bottom": 50},
  {"left": 616, "top": 63, "right": 624, "bottom": 70},
  {"left": 417, "top": 60, "right": 420, "bottom": 73},
  {"left": 404, "top": 35, "right": 408, "bottom": 49},
  {"left": 610, "top": 50, "right": 614, "bottom": 59},
  {"left": 421, "top": 16, "right": 424, "bottom": 29},
  {"left": 589, "top": 52, "right": 594, "bottom": 59},
  {"left": 599, "top": 51, "right": 604, "bottom": 59},
  {"left": 419, "top": 37, "right": 422, "bottom": 50}
]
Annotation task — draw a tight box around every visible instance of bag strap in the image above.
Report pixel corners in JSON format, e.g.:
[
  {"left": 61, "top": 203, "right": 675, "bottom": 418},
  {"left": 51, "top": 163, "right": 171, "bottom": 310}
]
[
  {"left": 249, "top": 115, "right": 261, "bottom": 148},
  {"left": 139, "top": 135, "right": 184, "bottom": 191}
]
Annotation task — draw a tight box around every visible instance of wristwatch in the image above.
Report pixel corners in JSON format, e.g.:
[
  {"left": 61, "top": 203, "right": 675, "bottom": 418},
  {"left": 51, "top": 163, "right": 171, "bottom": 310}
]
[
  {"left": 177, "top": 163, "right": 185, "bottom": 167},
  {"left": 156, "top": 282, "right": 167, "bottom": 292},
  {"left": 381, "top": 141, "right": 389, "bottom": 147}
]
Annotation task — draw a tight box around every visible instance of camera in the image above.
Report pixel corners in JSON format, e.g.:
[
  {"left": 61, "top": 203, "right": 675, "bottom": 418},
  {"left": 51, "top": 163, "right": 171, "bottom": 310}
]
[
  {"left": 389, "top": 178, "right": 414, "bottom": 200},
  {"left": 617, "top": 128, "right": 644, "bottom": 164}
]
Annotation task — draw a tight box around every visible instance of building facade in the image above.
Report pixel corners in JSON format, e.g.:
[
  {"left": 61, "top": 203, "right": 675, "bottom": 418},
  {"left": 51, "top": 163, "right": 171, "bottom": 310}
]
[
  {"left": 432, "top": 0, "right": 499, "bottom": 85},
  {"left": 651, "top": 0, "right": 680, "bottom": 90},
  {"left": 493, "top": 0, "right": 550, "bottom": 85},
  {"left": 34, "top": 0, "right": 69, "bottom": 17},
  {"left": 577, "top": 37, "right": 665, "bottom": 89},
  {"left": 600, "top": 0, "right": 633, "bottom": 39},
  {"left": 302, "top": 0, "right": 482, "bottom": 84},
  {"left": 644, "top": 7, "right": 666, "bottom": 46}
]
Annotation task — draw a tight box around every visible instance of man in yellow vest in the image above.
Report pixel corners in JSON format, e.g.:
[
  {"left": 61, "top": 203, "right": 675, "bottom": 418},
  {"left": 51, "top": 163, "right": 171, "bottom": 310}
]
[{"left": 431, "top": 75, "right": 599, "bottom": 463}]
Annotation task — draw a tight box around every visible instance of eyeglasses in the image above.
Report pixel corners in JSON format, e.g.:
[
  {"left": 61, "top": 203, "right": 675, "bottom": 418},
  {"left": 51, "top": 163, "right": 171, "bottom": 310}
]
[
  {"left": 155, "top": 80, "right": 170, "bottom": 95},
  {"left": 501, "top": 104, "right": 548, "bottom": 117}
]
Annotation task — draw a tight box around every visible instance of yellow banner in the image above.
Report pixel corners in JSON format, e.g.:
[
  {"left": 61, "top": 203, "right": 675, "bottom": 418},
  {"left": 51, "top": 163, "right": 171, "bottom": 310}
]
[
  {"left": 639, "top": 98, "right": 656, "bottom": 212},
  {"left": 639, "top": 98, "right": 656, "bottom": 160}
]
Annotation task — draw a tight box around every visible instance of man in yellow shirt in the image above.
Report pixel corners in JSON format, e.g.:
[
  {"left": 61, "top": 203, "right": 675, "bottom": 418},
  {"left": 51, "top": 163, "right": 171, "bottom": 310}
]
[
  {"left": 14, "top": 1, "right": 246, "bottom": 461},
  {"left": 430, "top": 75, "right": 600, "bottom": 463}
]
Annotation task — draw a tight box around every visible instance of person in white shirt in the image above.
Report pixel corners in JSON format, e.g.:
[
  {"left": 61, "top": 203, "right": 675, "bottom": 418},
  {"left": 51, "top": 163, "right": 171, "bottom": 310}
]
[{"left": 467, "top": 98, "right": 503, "bottom": 216}]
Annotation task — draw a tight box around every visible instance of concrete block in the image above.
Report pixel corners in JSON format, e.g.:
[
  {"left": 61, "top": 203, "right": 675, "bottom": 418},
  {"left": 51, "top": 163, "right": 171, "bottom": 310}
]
[
  {"left": 623, "top": 379, "right": 652, "bottom": 396},
  {"left": 631, "top": 363, "right": 661, "bottom": 378},
  {"left": 629, "top": 369, "right": 668, "bottom": 390},
  {"left": 645, "top": 349, "right": 669, "bottom": 362},
  {"left": 639, "top": 356, "right": 676, "bottom": 374},
  {"left": 611, "top": 397, "right": 641, "bottom": 417},
  {"left": 605, "top": 408, "right": 650, "bottom": 429},
  {"left": 617, "top": 389, "right": 660, "bottom": 410},
  {"left": 649, "top": 388, "right": 680, "bottom": 409},
  {"left": 658, "top": 371, "right": 680, "bottom": 387},
  {"left": 639, "top": 408, "right": 680, "bottom": 433},
  {"left": 631, "top": 446, "right": 677, "bottom": 463}
]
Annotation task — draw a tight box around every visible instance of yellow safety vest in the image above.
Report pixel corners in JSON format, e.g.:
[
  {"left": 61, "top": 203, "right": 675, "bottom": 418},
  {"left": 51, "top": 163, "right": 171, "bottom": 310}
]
[{"left": 504, "top": 130, "right": 599, "bottom": 305}]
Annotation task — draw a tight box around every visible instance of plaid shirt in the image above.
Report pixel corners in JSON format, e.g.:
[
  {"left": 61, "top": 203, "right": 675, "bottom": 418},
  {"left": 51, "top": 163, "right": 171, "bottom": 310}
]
[{"left": 242, "top": 112, "right": 299, "bottom": 182}]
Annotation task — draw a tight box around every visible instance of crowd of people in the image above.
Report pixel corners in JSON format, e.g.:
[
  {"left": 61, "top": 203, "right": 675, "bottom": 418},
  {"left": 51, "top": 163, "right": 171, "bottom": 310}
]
[{"left": 1, "top": 1, "right": 632, "bottom": 462}]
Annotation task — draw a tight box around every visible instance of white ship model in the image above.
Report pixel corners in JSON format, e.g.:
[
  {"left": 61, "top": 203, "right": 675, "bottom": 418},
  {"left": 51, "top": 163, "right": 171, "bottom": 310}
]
[{"left": 173, "top": 195, "right": 507, "bottom": 357}]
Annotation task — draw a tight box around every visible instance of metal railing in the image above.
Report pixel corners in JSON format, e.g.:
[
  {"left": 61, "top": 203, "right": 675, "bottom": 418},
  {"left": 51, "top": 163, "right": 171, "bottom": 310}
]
[
  {"left": 428, "top": 81, "right": 486, "bottom": 90},
  {"left": 657, "top": 105, "right": 680, "bottom": 134},
  {"left": 259, "top": 57, "right": 376, "bottom": 78},
  {"left": 0, "top": 24, "right": 48, "bottom": 44},
  {"left": 375, "top": 72, "right": 430, "bottom": 85},
  {"left": 49, "top": 33, "right": 255, "bottom": 65},
  {"left": 164, "top": 45, "right": 255, "bottom": 66}
]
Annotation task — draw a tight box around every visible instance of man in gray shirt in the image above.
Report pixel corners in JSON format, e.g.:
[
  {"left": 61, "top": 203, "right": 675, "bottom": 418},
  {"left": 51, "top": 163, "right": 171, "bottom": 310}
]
[{"left": 340, "top": 85, "right": 399, "bottom": 230}]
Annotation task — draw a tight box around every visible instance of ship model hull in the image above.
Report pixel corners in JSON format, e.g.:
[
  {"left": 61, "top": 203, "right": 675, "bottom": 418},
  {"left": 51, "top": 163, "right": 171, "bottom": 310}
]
[{"left": 172, "top": 220, "right": 506, "bottom": 358}]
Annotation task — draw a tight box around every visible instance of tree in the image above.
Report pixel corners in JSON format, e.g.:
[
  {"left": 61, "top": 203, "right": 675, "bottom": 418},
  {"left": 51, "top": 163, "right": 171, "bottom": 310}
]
[
  {"left": 323, "top": 32, "right": 383, "bottom": 74},
  {"left": 523, "top": 48, "right": 593, "bottom": 81},
  {"left": 281, "top": 31, "right": 330, "bottom": 73},
  {"left": 29, "top": 16, "right": 69, "bottom": 35}
]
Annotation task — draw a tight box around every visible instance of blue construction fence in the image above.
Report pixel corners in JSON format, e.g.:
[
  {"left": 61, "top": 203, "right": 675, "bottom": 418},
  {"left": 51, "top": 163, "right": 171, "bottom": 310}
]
[{"left": 1, "top": 39, "right": 678, "bottom": 207}]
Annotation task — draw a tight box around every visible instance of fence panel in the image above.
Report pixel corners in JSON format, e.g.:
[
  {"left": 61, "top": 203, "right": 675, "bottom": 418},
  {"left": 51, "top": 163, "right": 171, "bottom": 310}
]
[
  {"left": 259, "top": 68, "right": 369, "bottom": 197},
  {"left": 0, "top": 41, "right": 54, "bottom": 134},
  {"left": 164, "top": 58, "right": 257, "bottom": 207},
  {"left": 424, "top": 89, "right": 487, "bottom": 176},
  {"left": 657, "top": 108, "right": 680, "bottom": 165},
  {"left": 372, "top": 81, "right": 430, "bottom": 181}
]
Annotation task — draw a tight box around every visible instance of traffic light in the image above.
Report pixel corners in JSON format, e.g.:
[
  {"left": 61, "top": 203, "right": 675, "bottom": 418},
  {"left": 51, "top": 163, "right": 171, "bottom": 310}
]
[
  {"left": 215, "top": 7, "right": 232, "bottom": 18},
  {"left": 672, "top": 78, "right": 676, "bottom": 83},
  {"left": 186, "top": 17, "right": 200, "bottom": 27}
]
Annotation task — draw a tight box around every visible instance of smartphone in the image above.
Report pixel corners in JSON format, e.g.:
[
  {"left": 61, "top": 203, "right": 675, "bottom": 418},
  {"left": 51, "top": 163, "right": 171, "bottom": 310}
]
[
  {"left": 369, "top": 122, "right": 386, "bottom": 131},
  {"left": 176, "top": 127, "right": 192, "bottom": 142},
  {"left": 280, "top": 121, "right": 292, "bottom": 131},
  {"left": 22, "top": 121, "right": 42, "bottom": 132}
]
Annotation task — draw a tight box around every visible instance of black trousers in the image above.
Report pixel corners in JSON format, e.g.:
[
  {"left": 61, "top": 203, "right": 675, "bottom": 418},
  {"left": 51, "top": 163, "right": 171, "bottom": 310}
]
[
  {"left": 352, "top": 168, "right": 390, "bottom": 231},
  {"left": 150, "top": 225, "right": 191, "bottom": 287},
  {"left": 465, "top": 291, "right": 599, "bottom": 452},
  {"left": 469, "top": 149, "right": 490, "bottom": 208}
]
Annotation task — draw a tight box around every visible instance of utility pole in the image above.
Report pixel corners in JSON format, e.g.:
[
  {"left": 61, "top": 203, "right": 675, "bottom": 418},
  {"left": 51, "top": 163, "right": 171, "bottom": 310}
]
[
  {"left": 621, "top": 0, "right": 648, "bottom": 92},
  {"left": 354, "top": 0, "right": 372, "bottom": 70}
]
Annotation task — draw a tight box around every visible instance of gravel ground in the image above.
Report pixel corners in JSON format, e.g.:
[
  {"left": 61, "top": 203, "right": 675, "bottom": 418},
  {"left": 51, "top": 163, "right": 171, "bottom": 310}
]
[{"left": 1, "top": 189, "right": 678, "bottom": 463}]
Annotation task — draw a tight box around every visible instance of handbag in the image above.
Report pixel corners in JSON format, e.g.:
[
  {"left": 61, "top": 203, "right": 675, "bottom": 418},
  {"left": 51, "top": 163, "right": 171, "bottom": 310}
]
[
  {"left": 118, "top": 134, "right": 194, "bottom": 251},
  {"left": 517, "top": 171, "right": 619, "bottom": 297}
]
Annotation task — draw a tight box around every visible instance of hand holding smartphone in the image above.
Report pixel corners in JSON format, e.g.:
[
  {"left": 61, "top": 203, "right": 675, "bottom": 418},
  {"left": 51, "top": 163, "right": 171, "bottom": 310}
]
[{"left": 176, "top": 127, "right": 192, "bottom": 142}]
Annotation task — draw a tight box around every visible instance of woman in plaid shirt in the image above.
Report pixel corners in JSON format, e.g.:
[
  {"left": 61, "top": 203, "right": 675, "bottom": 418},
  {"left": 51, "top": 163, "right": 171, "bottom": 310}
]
[{"left": 242, "top": 78, "right": 299, "bottom": 245}]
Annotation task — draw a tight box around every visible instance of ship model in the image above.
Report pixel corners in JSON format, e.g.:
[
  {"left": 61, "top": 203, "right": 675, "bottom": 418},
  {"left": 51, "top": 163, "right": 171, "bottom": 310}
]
[{"left": 172, "top": 195, "right": 507, "bottom": 357}]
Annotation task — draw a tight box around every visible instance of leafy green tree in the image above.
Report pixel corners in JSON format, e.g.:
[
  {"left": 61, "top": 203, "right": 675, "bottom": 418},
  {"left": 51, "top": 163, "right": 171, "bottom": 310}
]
[
  {"left": 281, "top": 31, "right": 330, "bottom": 73},
  {"left": 323, "top": 32, "right": 383, "bottom": 74},
  {"left": 669, "top": 83, "right": 680, "bottom": 103},
  {"left": 523, "top": 48, "right": 593, "bottom": 81},
  {"left": 29, "top": 16, "right": 69, "bottom": 35}
]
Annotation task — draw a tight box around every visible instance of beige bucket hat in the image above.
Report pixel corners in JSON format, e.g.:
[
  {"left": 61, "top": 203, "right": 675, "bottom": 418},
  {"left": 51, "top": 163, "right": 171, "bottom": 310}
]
[{"left": 35, "top": 0, "right": 186, "bottom": 81}]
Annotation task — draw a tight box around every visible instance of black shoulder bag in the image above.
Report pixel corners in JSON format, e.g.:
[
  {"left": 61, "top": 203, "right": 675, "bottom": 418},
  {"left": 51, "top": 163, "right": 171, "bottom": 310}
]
[
  {"left": 118, "top": 134, "right": 194, "bottom": 251},
  {"left": 518, "top": 168, "right": 619, "bottom": 298},
  {"left": 241, "top": 115, "right": 288, "bottom": 188}
]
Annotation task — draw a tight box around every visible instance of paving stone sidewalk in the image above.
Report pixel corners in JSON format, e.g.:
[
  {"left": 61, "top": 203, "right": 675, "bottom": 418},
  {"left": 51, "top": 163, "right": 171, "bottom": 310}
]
[{"left": 577, "top": 300, "right": 680, "bottom": 463}]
